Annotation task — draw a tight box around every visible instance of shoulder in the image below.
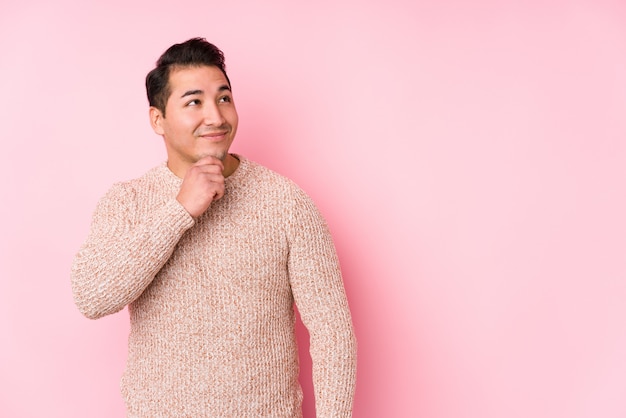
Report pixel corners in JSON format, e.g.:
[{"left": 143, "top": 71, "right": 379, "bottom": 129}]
[
  {"left": 238, "top": 156, "right": 294, "bottom": 186},
  {"left": 237, "top": 155, "right": 306, "bottom": 197},
  {"left": 97, "top": 163, "right": 172, "bottom": 208},
  {"left": 126, "top": 163, "right": 175, "bottom": 191},
  {"left": 238, "top": 156, "right": 324, "bottom": 221},
  {"left": 234, "top": 156, "right": 320, "bottom": 217}
]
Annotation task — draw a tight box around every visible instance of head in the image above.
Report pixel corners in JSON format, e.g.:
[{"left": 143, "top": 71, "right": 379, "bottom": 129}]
[
  {"left": 146, "top": 38, "right": 239, "bottom": 177},
  {"left": 146, "top": 37, "right": 231, "bottom": 117}
]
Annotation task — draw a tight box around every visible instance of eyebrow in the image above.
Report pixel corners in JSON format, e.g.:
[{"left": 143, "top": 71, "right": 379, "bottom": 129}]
[
  {"left": 180, "top": 85, "right": 231, "bottom": 99},
  {"left": 181, "top": 89, "right": 203, "bottom": 98}
]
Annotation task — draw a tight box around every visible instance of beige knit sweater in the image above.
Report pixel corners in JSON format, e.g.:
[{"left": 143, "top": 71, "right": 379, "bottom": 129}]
[{"left": 71, "top": 155, "right": 357, "bottom": 417}]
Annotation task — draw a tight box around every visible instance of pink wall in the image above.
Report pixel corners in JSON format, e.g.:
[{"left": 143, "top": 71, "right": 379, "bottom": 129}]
[{"left": 1, "top": 1, "right": 626, "bottom": 417}]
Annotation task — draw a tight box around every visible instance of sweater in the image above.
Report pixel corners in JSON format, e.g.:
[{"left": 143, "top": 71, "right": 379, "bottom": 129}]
[{"left": 70, "top": 155, "right": 357, "bottom": 417}]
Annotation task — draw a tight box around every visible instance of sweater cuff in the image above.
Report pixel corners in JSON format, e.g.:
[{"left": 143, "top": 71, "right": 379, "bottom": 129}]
[{"left": 161, "top": 198, "right": 195, "bottom": 233}]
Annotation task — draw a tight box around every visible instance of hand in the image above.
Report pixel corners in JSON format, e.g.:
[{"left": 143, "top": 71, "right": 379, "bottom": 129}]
[{"left": 176, "top": 156, "right": 225, "bottom": 218}]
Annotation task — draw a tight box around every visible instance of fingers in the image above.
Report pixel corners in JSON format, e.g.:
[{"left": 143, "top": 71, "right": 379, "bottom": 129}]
[
  {"left": 176, "top": 158, "right": 227, "bottom": 218},
  {"left": 193, "top": 155, "right": 224, "bottom": 172},
  {"left": 186, "top": 161, "right": 225, "bottom": 199}
]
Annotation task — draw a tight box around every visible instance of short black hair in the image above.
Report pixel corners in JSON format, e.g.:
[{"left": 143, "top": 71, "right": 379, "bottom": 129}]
[{"left": 146, "top": 38, "right": 230, "bottom": 116}]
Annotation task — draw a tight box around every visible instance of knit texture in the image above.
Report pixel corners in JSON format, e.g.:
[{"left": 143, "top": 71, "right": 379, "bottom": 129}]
[{"left": 71, "top": 155, "right": 357, "bottom": 418}]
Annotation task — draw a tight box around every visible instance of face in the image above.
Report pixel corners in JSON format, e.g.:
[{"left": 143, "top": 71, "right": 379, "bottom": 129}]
[{"left": 150, "top": 65, "right": 238, "bottom": 176}]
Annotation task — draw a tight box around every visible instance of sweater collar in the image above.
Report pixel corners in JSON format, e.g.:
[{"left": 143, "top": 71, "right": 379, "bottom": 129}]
[{"left": 157, "top": 154, "right": 248, "bottom": 189}]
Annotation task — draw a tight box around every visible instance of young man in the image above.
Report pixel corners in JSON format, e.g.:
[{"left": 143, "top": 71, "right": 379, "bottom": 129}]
[{"left": 70, "top": 38, "right": 357, "bottom": 417}]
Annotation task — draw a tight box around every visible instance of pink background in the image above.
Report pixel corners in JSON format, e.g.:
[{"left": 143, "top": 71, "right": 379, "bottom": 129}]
[{"left": 1, "top": 1, "right": 626, "bottom": 417}]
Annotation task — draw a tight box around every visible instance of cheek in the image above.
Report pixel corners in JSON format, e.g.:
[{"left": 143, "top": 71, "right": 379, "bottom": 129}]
[
  {"left": 227, "top": 110, "right": 239, "bottom": 128},
  {"left": 166, "top": 115, "right": 198, "bottom": 136}
]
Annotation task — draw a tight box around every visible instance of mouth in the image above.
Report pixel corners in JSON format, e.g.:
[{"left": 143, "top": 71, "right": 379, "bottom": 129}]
[{"left": 198, "top": 131, "right": 229, "bottom": 141}]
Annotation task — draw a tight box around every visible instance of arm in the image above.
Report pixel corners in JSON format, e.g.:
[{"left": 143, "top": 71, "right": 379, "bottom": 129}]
[
  {"left": 286, "top": 186, "right": 357, "bottom": 418},
  {"left": 70, "top": 182, "right": 195, "bottom": 319},
  {"left": 71, "top": 157, "right": 225, "bottom": 319}
]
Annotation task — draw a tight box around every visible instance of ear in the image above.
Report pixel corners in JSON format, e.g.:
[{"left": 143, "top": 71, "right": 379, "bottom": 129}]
[{"left": 149, "top": 106, "right": 165, "bottom": 135}]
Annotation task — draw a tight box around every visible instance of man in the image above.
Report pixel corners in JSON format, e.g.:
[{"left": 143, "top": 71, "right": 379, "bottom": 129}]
[{"left": 71, "top": 38, "right": 357, "bottom": 417}]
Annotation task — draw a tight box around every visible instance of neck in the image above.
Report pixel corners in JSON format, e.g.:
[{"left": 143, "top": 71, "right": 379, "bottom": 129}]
[
  {"left": 222, "top": 153, "right": 240, "bottom": 177},
  {"left": 167, "top": 153, "right": 240, "bottom": 179}
]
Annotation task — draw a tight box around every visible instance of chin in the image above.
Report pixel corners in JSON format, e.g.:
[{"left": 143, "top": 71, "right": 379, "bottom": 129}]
[{"left": 197, "top": 150, "right": 228, "bottom": 161}]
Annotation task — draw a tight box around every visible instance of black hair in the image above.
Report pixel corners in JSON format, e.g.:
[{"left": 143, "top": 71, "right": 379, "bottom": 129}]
[{"left": 145, "top": 38, "right": 230, "bottom": 116}]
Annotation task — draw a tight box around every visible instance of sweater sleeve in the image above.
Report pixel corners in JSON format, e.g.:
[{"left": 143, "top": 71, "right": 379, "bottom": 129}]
[
  {"left": 71, "top": 182, "right": 195, "bottom": 319},
  {"left": 286, "top": 186, "right": 357, "bottom": 418}
]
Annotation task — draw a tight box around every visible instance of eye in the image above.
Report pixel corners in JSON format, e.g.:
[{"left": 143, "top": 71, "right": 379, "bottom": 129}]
[
  {"left": 186, "top": 99, "right": 201, "bottom": 106},
  {"left": 218, "top": 95, "right": 232, "bottom": 104}
]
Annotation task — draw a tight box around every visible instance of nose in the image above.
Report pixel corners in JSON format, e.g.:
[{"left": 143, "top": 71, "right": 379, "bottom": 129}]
[{"left": 202, "top": 102, "right": 226, "bottom": 127}]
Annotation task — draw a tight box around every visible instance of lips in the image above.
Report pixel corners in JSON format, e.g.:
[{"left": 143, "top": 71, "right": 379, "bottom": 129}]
[{"left": 198, "top": 131, "right": 228, "bottom": 141}]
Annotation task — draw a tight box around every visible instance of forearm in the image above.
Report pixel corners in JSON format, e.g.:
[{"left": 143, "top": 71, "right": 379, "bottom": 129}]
[
  {"left": 71, "top": 198, "right": 194, "bottom": 319},
  {"left": 310, "top": 312, "right": 357, "bottom": 418},
  {"left": 295, "top": 278, "right": 357, "bottom": 417}
]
